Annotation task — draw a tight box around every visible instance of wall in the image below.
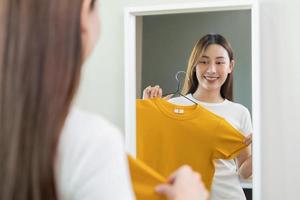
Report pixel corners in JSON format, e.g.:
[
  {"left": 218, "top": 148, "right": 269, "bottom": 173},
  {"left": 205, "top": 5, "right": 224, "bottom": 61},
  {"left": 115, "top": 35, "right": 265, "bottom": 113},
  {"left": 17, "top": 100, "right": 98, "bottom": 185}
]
[
  {"left": 259, "top": 0, "right": 300, "bottom": 199},
  {"left": 74, "top": 0, "right": 300, "bottom": 199}
]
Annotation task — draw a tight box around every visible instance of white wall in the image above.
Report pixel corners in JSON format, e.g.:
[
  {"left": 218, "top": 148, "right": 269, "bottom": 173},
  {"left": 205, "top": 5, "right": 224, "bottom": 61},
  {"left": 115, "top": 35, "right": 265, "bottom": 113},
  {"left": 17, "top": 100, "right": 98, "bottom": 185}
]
[
  {"left": 259, "top": 0, "right": 300, "bottom": 199},
  {"left": 75, "top": 0, "right": 300, "bottom": 199}
]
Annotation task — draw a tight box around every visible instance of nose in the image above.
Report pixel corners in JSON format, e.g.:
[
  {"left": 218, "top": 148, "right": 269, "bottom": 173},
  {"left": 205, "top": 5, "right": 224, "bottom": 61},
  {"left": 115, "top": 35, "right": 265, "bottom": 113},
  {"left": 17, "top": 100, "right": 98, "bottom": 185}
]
[{"left": 206, "top": 63, "right": 217, "bottom": 74}]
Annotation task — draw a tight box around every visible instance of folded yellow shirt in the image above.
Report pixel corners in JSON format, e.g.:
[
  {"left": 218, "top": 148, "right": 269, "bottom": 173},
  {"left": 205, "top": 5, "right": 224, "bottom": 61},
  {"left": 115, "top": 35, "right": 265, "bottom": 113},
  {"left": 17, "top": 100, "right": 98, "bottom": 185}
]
[
  {"left": 128, "top": 155, "right": 167, "bottom": 200},
  {"left": 136, "top": 98, "right": 247, "bottom": 190}
]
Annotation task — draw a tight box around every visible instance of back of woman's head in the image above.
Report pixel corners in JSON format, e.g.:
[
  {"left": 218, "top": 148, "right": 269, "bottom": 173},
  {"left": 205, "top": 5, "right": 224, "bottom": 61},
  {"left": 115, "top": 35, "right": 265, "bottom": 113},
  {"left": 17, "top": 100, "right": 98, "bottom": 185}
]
[
  {"left": 182, "top": 33, "right": 234, "bottom": 101},
  {"left": 0, "top": 0, "right": 84, "bottom": 199}
]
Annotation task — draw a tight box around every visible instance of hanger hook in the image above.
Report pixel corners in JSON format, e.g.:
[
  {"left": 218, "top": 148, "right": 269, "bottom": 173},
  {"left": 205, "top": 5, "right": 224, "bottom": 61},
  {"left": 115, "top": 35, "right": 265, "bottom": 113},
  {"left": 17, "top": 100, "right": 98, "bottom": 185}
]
[
  {"left": 174, "top": 70, "right": 198, "bottom": 105},
  {"left": 175, "top": 71, "right": 187, "bottom": 82},
  {"left": 174, "top": 71, "right": 187, "bottom": 93},
  {"left": 163, "top": 70, "right": 197, "bottom": 104}
]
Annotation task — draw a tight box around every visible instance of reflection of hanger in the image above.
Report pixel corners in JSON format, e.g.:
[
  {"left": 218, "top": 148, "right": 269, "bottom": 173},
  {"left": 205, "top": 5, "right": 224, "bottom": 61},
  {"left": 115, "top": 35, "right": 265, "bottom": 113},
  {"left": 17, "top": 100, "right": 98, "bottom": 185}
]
[{"left": 164, "top": 71, "right": 198, "bottom": 105}]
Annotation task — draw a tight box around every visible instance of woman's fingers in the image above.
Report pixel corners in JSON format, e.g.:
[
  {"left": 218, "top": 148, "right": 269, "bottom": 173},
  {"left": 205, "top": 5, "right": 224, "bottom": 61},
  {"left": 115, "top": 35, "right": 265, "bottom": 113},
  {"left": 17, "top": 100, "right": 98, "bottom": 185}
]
[
  {"left": 158, "top": 88, "right": 163, "bottom": 98},
  {"left": 153, "top": 85, "right": 160, "bottom": 98},
  {"left": 142, "top": 86, "right": 151, "bottom": 99},
  {"left": 244, "top": 134, "right": 252, "bottom": 146},
  {"left": 142, "top": 85, "right": 164, "bottom": 99},
  {"left": 150, "top": 85, "right": 158, "bottom": 98},
  {"left": 155, "top": 184, "right": 173, "bottom": 197},
  {"left": 149, "top": 86, "right": 155, "bottom": 98},
  {"left": 155, "top": 165, "right": 209, "bottom": 200},
  {"left": 142, "top": 85, "right": 173, "bottom": 100}
]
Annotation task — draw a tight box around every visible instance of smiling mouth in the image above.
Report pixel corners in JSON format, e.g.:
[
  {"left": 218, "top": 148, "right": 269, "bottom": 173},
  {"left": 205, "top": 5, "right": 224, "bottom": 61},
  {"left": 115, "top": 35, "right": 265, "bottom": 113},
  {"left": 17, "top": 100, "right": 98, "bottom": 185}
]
[{"left": 204, "top": 76, "right": 219, "bottom": 81}]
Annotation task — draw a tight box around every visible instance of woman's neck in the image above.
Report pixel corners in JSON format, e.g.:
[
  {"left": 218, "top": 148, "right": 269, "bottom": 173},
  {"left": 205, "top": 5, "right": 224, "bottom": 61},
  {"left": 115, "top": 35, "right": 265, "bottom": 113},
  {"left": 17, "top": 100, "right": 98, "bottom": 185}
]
[{"left": 192, "top": 89, "right": 224, "bottom": 103}]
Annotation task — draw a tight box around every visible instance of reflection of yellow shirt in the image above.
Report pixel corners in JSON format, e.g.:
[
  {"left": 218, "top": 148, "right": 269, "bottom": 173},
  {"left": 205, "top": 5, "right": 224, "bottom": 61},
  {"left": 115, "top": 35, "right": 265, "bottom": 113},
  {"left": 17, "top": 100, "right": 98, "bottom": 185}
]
[
  {"left": 136, "top": 98, "right": 247, "bottom": 190},
  {"left": 128, "top": 155, "right": 166, "bottom": 200}
]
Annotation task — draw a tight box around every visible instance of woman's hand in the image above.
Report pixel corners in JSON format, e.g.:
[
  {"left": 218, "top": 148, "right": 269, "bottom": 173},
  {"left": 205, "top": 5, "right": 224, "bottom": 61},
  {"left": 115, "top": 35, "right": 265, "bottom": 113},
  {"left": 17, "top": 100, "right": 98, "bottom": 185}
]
[
  {"left": 142, "top": 85, "right": 173, "bottom": 100},
  {"left": 244, "top": 134, "right": 252, "bottom": 146},
  {"left": 155, "top": 165, "right": 209, "bottom": 200}
]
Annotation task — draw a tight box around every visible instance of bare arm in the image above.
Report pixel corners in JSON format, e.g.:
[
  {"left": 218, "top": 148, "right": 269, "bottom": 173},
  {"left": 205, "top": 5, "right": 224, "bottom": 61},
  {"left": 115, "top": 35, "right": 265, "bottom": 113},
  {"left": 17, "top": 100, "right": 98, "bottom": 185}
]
[{"left": 236, "top": 134, "right": 252, "bottom": 179}]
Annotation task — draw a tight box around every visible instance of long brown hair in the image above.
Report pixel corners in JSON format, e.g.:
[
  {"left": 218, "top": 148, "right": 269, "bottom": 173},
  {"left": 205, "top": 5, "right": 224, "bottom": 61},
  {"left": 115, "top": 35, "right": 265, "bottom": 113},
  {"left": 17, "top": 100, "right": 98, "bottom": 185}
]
[
  {"left": 0, "top": 0, "right": 86, "bottom": 199},
  {"left": 182, "top": 33, "right": 234, "bottom": 101}
]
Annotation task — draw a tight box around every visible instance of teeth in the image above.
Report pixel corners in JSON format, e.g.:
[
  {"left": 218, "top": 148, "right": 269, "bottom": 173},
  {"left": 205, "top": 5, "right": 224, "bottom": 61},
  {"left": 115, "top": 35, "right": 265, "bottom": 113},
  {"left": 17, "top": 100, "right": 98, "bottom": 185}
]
[{"left": 205, "top": 76, "right": 218, "bottom": 80}]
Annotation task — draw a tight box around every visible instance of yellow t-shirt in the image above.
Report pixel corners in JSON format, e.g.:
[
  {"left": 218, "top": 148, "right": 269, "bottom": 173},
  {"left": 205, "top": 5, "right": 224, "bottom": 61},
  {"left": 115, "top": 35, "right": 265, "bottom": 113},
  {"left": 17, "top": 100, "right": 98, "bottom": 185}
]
[
  {"left": 128, "top": 155, "right": 167, "bottom": 200},
  {"left": 136, "top": 98, "right": 247, "bottom": 190}
]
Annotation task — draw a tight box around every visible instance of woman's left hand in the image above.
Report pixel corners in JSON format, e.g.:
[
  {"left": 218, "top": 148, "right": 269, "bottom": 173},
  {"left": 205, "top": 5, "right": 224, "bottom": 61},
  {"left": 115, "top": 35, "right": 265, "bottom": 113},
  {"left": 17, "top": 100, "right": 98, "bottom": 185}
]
[{"left": 244, "top": 134, "right": 252, "bottom": 146}]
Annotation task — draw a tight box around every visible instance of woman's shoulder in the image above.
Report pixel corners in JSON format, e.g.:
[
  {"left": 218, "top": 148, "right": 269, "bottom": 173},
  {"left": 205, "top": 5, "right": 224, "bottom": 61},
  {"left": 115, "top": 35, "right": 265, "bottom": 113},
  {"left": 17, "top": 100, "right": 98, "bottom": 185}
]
[
  {"left": 225, "top": 100, "right": 250, "bottom": 114},
  {"left": 56, "top": 108, "right": 134, "bottom": 200},
  {"left": 58, "top": 107, "right": 124, "bottom": 159},
  {"left": 63, "top": 107, "right": 122, "bottom": 141}
]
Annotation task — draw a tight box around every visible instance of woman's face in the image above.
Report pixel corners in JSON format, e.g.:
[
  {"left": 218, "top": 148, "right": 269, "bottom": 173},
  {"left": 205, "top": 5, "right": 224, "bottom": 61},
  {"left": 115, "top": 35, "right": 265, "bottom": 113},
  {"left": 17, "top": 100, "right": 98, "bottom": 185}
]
[
  {"left": 195, "top": 44, "right": 234, "bottom": 93},
  {"left": 81, "top": 0, "right": 100, "bottom": 59}
]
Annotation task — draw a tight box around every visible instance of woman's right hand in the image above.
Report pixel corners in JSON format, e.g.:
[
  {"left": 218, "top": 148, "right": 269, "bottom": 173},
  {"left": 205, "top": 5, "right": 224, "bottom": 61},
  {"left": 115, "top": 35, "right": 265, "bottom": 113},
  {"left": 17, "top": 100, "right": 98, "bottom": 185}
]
[
  {"left": 155, "top": 165, "right": 209, "bottom": 200},
  {"left": 142, "top": 85, "right": 173, "bottom": 100}
]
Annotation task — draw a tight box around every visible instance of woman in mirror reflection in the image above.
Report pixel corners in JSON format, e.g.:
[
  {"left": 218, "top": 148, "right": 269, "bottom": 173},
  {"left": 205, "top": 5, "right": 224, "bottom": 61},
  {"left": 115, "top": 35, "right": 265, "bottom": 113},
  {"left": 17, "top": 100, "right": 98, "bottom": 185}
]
[{"left": 143, "top": 33, "right": 253, "bottom": 200}]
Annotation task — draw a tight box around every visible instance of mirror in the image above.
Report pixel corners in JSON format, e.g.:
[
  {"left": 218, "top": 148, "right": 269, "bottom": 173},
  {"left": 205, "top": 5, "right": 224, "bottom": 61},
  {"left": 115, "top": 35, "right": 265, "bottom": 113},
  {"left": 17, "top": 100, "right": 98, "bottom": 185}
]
[
  {"left": 137, "top": 10, "right": 252, "bottom": 199},
  {"left": 125, "top": 2, "right": 259, "bottom": 199}
]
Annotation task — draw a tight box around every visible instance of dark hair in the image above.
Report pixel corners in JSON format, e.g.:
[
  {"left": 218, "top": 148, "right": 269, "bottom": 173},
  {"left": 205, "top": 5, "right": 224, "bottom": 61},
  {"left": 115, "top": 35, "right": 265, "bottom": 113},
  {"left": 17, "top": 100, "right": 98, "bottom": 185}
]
[
  {"left": 182, "top": 33, "right": 234, "bottom": 101},
  {"left": 0, "top": 0, "right": 85, "bottom": 199}
]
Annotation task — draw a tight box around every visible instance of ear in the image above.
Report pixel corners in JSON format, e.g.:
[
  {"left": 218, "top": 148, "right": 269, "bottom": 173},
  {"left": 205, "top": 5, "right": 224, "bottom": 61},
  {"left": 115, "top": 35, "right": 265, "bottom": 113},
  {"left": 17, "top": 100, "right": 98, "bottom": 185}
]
[{"left": 228, "top": 60, "right": 235, "bottom": 73}]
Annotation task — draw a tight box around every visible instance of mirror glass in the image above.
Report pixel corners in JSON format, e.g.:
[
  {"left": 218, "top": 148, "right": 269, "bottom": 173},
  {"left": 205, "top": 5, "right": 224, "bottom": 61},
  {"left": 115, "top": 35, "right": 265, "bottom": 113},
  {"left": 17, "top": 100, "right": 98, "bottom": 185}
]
[{"left": 135, "top": 9, "right": 253, "bottom": 199}]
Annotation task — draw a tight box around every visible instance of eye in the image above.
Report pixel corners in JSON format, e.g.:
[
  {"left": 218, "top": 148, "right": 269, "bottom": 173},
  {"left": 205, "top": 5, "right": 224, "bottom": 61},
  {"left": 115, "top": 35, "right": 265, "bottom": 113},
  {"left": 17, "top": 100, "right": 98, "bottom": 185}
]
[
  {"left": 216, "top": 61, "right": 226, "bottom": 65},
  {"left": 199, "top": 61, "right": 208, "bottom": 64}
]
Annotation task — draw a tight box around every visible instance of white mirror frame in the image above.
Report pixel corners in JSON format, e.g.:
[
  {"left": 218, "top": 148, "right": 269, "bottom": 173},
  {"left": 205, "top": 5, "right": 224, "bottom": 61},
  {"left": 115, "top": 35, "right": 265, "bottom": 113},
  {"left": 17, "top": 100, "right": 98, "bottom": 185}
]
[{"left": 124, "top": 0, "right": 261, "bottom": 199}]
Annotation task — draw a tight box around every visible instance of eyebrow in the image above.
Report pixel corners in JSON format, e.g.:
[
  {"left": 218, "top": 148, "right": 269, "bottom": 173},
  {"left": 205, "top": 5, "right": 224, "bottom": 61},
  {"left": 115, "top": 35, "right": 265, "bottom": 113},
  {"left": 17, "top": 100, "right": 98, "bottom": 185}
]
[{"left": 201, "top": 56, "right": 225, "bottom": 59}]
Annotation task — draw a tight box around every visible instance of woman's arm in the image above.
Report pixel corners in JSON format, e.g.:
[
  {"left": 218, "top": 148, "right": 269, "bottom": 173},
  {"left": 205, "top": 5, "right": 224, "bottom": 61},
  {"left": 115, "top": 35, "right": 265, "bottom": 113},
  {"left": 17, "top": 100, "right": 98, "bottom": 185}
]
[{"left": 236, "top": 134, "right": 252, "bottom": 179}]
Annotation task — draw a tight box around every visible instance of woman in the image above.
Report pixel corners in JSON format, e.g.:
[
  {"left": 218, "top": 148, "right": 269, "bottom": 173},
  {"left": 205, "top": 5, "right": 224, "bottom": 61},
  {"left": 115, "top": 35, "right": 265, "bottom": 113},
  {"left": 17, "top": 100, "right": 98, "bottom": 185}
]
[
  {"left": 0, "top": 0, "right": 208, "bottom": 199},
  {"left": 143, "top": 33, "right": 252, "bottom": 200}
]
